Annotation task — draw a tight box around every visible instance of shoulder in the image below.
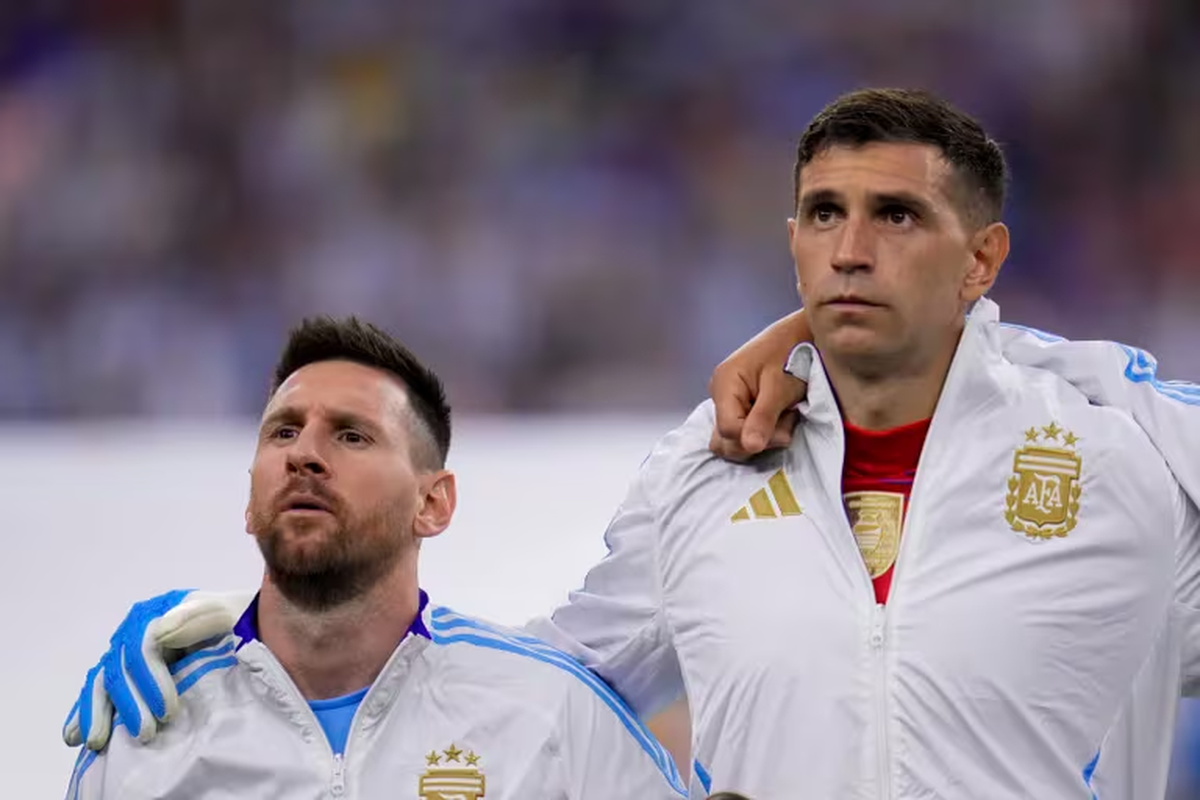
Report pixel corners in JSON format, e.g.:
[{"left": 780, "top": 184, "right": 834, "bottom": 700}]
[
  {"left": 635, "top": 400, "right": 740, "bottom": 496},
  {"left": 426, "top": 605, "right": 683, "bottom": 791},
  {"left": 995, "top": 357, "right": 1178, "bottom": 515},
  {"left": 427, "top": 606, "right": 616, "bottom": 697},
  {"left": 643, "top": 401, "right": 716, "bottom": 471},
  {"left": 67, "top": 641, "right": 243, "bottom": 799},
  {"left": 427, "top": 606, "right": 648, "bottom": 724}
]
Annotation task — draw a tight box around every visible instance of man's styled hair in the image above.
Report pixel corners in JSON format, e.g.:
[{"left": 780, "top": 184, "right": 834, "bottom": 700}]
[
  {"left": 793, "top": 88, "right": 1008, "bottom": 228},
  {"left": 271, "top": 316, "right": 452, "bottom": 468}
]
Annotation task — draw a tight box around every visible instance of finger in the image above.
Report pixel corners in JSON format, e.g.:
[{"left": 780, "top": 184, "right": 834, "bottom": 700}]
[
  {"left": 766, "top": 410, "right": 800, "bottom": 449},
  {"left": 102, "top": 649, "right": 154, "bottom": 744},
  {"left": 709, "top": 430, "right": 755, "bottom": 463},
  {"left": 73, "top": 664, "right": 101, "bottom": 748},
  {"left": 85, "top": 695, "right": 114, "bottom": 752},
  {"left": 73, "top": 663, "right": 115, "bottom": 751},
  {"left": 742, "top": 375, "right": 807, "bottom": 453},
  {"left": 155, "top": 593, "right": 238, "bottom": 650},
  {"left": 62, "top": 699, "right": 82, "bottom": 748},
  {"left": 710, "top": 372, "right": 754, "bottom": 442}
]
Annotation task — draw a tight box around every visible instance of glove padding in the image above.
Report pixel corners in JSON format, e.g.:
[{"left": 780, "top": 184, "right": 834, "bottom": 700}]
[{"left": 62, "top": 590, "right": 239, "bottom": 750}]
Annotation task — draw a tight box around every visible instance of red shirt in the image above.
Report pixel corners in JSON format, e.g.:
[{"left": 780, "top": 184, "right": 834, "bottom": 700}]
[{"left": 842, "top": 417, "right": 931, "bottom": 604}]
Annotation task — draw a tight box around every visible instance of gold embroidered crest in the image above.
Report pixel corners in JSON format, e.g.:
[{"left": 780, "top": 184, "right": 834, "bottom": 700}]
[
  {"left": 419, "top": 744, "right": 486, "bottom": 799},
  {"left": 1005, "top": 423, "right": 1082, "bottom": 540},
  {"left": 845, "top": 491, "right": 905, "bottom": 577}
]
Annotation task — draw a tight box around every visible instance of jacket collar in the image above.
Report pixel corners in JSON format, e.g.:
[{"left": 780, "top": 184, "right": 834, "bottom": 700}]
[{"left": 786, "top": 296, "right": 1010, "bottom": 436}]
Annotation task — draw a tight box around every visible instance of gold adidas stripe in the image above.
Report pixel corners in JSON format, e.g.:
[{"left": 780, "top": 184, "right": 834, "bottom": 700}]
[
  {"left": 730, "top": 469, "right": 803, "bottom": 522},
  {"left": 748, "top": 488, "right": 774, "bottom": 518},
  {"left": 768, "top": 469, "right": 802, "bottom": 516}
]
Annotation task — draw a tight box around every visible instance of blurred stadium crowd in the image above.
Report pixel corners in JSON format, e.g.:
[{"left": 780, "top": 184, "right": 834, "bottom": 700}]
[
  {"left": 1, "top": 0, "right": 1198, "bottom": 794},
  {"left": 0, "top": 0, "right": 1197, "bottom": 419}
]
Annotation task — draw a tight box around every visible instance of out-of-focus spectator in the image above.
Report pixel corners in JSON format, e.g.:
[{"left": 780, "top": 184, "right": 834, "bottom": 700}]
[{"left": 0, "top": 0, "right": 1196, "bottom": 419}]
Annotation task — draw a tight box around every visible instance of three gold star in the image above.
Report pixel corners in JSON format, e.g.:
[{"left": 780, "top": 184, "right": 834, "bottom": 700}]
[
  {"left": 465, "top": 751, "right": 481, "bottom": 767},
  {"left": 1042, "top": 422, "right": 1063, "bottom": 441},
  {"left": 426, "top": 750, "right": 441, "bottom": 766},
  {"left": 1063, "top": 431, "right": 1079, "bottom": 447},
  {"left": 443, "top": 744, "right": 463, "bottom": 763},
  {"left": 1025, "top": 427, "right": 1039, "bottom": 442}
]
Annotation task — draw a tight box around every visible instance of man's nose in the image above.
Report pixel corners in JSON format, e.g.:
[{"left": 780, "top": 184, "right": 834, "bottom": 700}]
[
  {"left": 285, "top": 430, "right": 330, "bottom": 477},
  {"left": 831, "top": 216, "right": 875, "bottom": 274}
]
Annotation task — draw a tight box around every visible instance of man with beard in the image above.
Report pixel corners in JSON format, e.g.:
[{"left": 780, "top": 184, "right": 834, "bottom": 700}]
[{"left": 65, "top": 316, "right": 685, "bottom": 799}]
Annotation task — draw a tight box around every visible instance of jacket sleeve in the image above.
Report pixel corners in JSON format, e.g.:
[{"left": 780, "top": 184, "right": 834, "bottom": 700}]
[
  {"left": 1173, "top": 487, "right": 1200, "bottom": 696},
  {"left": 524, "top": 410, "right": 710, "bottom": 718},
  {"left": 558, "top": 673, "right": 689, "bottom": 799},
  {"left": 64, "top": 746, "right": 115, "bottom": 800},
  {"left": 998, "top": 326, "right": 1200, "bottom": 510},
  {"left": 997, "top": 325, "right": 1200, "bottom": 693}
]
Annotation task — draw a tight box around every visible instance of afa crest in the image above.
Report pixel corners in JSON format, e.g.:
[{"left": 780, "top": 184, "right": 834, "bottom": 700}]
[
  {"left": 1005, "top": 422, "right": 1083, "bottom": 540},
  {"left": 419, "top": 743, "right": 486, "bottom": 799}
]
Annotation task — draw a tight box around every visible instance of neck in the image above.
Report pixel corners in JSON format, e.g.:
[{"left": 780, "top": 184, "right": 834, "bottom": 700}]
[
  {"left": 257, "top": 563, "right": 420, "bottom": 700},
  {"left": 822, "top": 331, "right": 961, "bottom": 432}
]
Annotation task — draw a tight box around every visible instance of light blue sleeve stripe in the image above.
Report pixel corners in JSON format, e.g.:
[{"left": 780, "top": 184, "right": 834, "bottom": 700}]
[
  {"left": 693, "top": 759, "right": 712, "bottom": 793},
  {"left": 999, "top": 321, "right": 1066, "bottom": 343},
  {"left": 1119, "top": 344, "right": 1200, "bottom": 405},
  {"left": 431, "top": 612, "right": 684, "bottom": 787},
  {"left": 176, "top": 656, "right": 237, "bottom": 695},
  {"left": 431, "top": 616, "right": 646, "bottom": 731},
  {"left": 1002, "top": 323, "right": 1200, "bottom": 404},
  {"left": 429, "top": 615, "right": 685, "bottom": 794},
  {"left": 66, "top": 749, "right": 98, "bottom": 800},
  {"left": 430, "top": 616, "right": 671, "bottom": 771},
  {"left": 1082, "top": 749, "right": 1100, "bottom": 800},
  {"left": 169, "top": 640, "right": 236, "bottom": 676},
  {"left": 431, "top": 631, "right": 685, "bottom": 795},
  {"left": 432, "top": 610, "right": 585, "bottom": 652}
]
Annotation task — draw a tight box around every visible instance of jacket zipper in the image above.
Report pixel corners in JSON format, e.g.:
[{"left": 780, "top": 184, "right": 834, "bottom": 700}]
[
  {"left": 876, "top": 402, "right": 943, "bottom": 799},
  {"left": 331, "top": 752, "right": 347, "bottom": 795},
  {"left": 251, "top": 646, "right": 359, "bottom": 798},
  {"left": 870, "top": 603, "right": 890, "bottom": 800}
]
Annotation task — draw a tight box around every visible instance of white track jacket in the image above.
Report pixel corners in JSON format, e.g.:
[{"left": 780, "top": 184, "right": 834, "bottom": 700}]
[
  {"left": 67, "top": 597, "right": 687, "bottom": 799},
  {"left": 529, "top": 298, "right": 1200, "bottom": 799}
]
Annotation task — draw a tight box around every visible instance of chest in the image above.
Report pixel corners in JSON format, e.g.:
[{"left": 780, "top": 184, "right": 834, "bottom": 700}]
[
  {"left": 130, "top": 676, "right": 566, "bottom": 800},
  {"left": 658, "top": 425, "right": 1177, "bottom": 708}
]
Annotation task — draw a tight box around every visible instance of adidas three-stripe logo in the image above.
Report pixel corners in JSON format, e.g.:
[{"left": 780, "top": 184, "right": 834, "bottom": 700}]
[{"left": 731, "top": 468, "right": 802, "bottom": 522}]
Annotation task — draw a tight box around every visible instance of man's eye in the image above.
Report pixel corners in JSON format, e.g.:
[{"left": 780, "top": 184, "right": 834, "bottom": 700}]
[
  {"left": 884, "top": 208, "right": 914, "bottom": 225},
  {"left": 272, "top": 427, "right": 297, "bottom": 440},
  {"left": 340, "top": 430, "right": 366, "bottom": 444}
]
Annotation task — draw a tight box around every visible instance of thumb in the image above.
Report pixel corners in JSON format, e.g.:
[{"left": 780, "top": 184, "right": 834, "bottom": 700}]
[
  {"left": 710, "top": 372, "right": 754, "bottom": 444},
  {"left": 153, "top": 591, "right": 240, "bottom": 650},
  {"left": 742, "top": 371, "right": 806, "bottom": 453}
]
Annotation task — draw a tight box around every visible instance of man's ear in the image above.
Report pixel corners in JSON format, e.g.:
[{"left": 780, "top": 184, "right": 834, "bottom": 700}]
[
  {"left": 414, "top": 470, "right": 456, "bottom": 539},
  {"left": 962, "top": 221, "right": 1009, "bottom": 304}
]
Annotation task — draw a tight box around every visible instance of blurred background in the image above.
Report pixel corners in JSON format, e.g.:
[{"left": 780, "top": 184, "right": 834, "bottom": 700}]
[{"left": 1, "top": 0, "right": 1197, "bottom": 795}]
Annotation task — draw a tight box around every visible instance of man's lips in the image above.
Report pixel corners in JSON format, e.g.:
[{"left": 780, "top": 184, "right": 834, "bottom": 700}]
[
  {"left": 278, "top": 492, "right": 333, "bottom": 513},
  {"left": 824, "top": 296, "right": 885, "bottom": 308}
]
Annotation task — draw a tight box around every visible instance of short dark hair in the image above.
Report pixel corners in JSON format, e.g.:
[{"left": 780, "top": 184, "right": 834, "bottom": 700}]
[
  {"left": 793, "top": 88, "right": 1008, "bottom": 228},
  {"left": 271, "top": 316, "right": 452, "bottom": 468}
]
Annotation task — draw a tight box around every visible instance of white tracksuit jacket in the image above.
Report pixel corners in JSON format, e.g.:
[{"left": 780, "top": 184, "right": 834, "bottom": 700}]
[
  {"left": 528, "top": 298, "right": 1200, "bottom": 799},
  {"left": 66, "top": 598, "right": 687, "bottom": 799}
]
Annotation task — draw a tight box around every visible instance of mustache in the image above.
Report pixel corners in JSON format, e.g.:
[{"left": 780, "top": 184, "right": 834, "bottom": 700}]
[{"left": 272, "top": 479, "right": 341, "bottom": 515}]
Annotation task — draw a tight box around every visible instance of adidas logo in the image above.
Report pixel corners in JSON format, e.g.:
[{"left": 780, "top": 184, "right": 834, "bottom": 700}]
[{"left": 731, "top": 469, "right": 803, "bottom": 522}]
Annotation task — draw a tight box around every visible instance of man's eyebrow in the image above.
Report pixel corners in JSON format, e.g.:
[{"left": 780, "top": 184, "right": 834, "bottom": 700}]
[
  {"left": 260, "top": 406, "right": 302, "bottom": 430},
  {"left": 260, "top": 406, "right": 383, "bottom": 433},
  {"left": 326, "top": 410, "right": 383, "bottom": 436},
  {"left": 872, "top": 191, "right": 935, "bottom": 217},
  {"left": 797, "top": 188, "right": 842, "bottom": 214}
]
